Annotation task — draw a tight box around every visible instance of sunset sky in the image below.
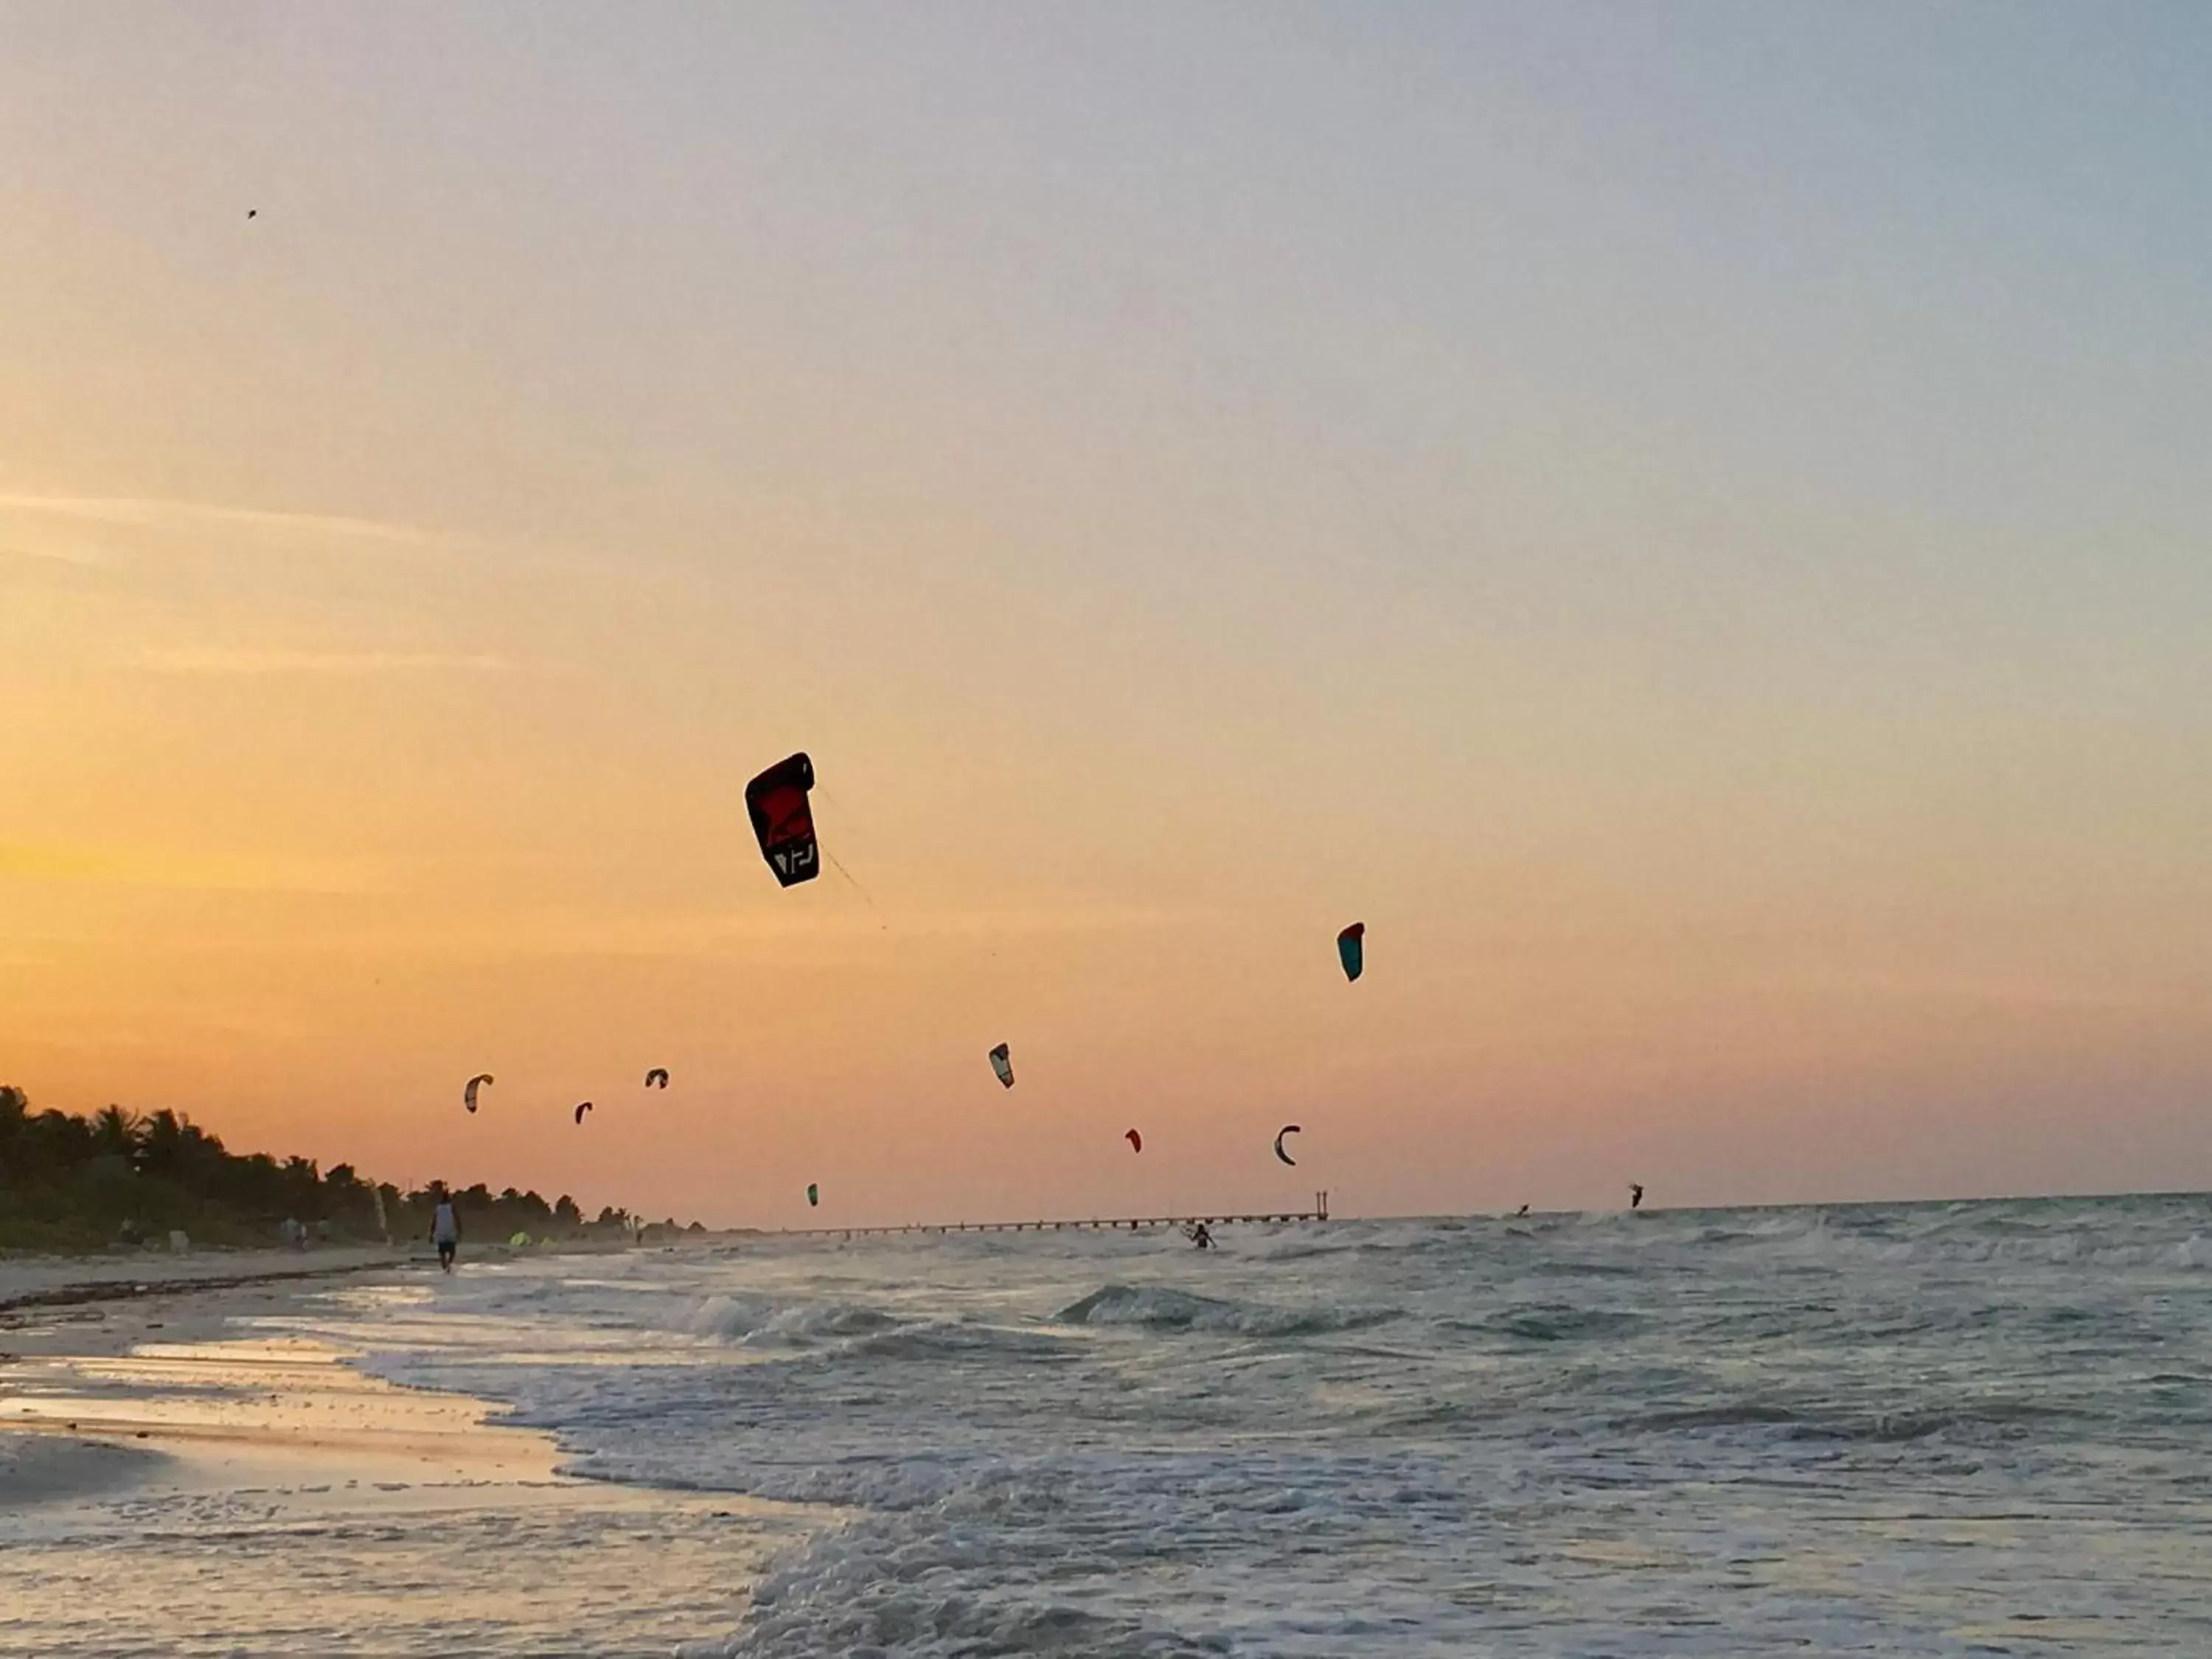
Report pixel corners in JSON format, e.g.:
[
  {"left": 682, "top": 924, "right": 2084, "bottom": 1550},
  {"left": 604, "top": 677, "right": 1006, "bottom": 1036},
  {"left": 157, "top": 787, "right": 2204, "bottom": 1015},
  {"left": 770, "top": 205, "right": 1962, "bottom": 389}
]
[{"left": 6, "top": 5, "right": 2211, "bottom": 1225}]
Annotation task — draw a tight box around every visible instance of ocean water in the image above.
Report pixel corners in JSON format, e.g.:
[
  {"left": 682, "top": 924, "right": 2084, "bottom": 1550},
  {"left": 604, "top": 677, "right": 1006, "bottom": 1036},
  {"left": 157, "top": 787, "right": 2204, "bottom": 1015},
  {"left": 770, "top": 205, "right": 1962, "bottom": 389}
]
[{"left": 319, "top": 1198, "right": 2212, "bottom": 1656}]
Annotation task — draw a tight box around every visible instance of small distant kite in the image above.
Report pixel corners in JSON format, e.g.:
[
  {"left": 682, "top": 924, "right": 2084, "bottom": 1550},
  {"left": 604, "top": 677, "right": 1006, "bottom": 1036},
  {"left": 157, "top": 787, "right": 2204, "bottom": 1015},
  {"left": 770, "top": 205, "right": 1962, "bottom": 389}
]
[
  {"left": 574, "top": 1101, "right": 593, "bottom": 1125},
  {"left": 1124, "top": 1128, "right": 1143, "bottom": 1153},
  {"left": 1273, "top": 1124, "right": 1300, "bottom": 1166},
  {"left": 745, "top": 751, "right": 819, "bottom": 888},
  {"left": 1337, "top": 922, "right": 1365, "bottom": 983},
  {"left": 246, "top": 209, "right": 257, "bottom": 219},
  {"left": 464, "top": 1074, "right": 494, "bottom": 1113},
  {"left": 644, "top": 1068, "right": 669, "bottom": 1089},
  {"left": 988, "top": 1043, "right": 1014, "bottom": 1088},
  {"left": 806, "top": 1182, "right": 820, "bottom": 1208}
]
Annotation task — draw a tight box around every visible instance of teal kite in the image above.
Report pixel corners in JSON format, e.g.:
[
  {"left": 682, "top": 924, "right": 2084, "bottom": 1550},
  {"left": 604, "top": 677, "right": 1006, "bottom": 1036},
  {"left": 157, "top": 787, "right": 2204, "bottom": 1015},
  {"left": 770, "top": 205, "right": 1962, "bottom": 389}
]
[{"left": 1337, "top": 922, "right": 1365, "bottom": 982}]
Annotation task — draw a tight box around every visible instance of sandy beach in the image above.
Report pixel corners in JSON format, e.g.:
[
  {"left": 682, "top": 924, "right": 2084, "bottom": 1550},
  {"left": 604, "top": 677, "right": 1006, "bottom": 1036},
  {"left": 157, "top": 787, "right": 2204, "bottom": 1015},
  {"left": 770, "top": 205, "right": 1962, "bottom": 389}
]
[{"left": 0, "top": 1254, "right": 823, "bottom": 1657}]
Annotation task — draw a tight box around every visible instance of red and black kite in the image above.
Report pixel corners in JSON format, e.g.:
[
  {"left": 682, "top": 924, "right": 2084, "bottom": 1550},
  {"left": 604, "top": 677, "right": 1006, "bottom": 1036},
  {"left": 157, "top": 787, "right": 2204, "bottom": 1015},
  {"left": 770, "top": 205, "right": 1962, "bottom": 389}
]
[{"left": 745, "top": 752, "right": 820, "bottom": 888}]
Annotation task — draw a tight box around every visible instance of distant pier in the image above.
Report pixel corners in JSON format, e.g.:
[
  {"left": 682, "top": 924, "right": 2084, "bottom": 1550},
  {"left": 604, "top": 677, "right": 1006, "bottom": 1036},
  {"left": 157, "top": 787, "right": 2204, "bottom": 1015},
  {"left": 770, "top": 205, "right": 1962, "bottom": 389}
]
[{"left": 782, "top": 1192, "right": 1329, "bottom": 1239}]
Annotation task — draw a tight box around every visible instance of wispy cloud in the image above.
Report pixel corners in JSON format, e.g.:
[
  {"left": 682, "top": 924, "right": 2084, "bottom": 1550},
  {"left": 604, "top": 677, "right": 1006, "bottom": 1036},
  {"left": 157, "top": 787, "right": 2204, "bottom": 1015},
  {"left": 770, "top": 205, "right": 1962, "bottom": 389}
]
[
  {"left": 128, "top": 647, "right": 513, "bottom": 676},
  {"left": 0, "top": 493, "right": 490, "bottom": 555},
  {"left": 0, "top": 488, "right": 685, "bottom": 595},
  {"left": 0, "top": 539, "right": 109, "bottom": 568},
  {"left": 553, "top": 902, "right": 1202, "bottom": 953},
  {"left": 48, "top": 899, "right": 1209, "bottom": 960},
  {"left": 0, "top": 843, "right": 392, "bottom": 895}
]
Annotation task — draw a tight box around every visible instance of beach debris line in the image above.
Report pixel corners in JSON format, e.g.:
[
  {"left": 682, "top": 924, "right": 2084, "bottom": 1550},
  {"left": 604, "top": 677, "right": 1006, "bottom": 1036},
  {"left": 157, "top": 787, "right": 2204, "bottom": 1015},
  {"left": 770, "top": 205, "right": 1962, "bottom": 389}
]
[
  {"left": 1337, "top": 922, "right": 1365, "bottom": 982},
  {"left": 745, "top": 751, "right": 819, "bottom": 888},
  {"left": 644, "top": 1068, "right": 669, "bottom": 1088},
  {"left": 464, "top": 1074, "right": 494, "bottom": 1114},
  {"left": 988, "top": 1043, "right": 1014, "bottom": 1088},
  {"left": 1274, "top": 1124, "right": 1301, "bottom": 1166}
]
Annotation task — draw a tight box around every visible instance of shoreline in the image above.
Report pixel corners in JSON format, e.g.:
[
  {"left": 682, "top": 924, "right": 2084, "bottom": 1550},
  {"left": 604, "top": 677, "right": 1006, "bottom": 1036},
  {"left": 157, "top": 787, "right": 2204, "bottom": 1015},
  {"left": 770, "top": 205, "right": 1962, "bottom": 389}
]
[
  {"left": 0, "top": 1234, "right": 698, "bottom": 1317},
  {"left": 0, "top": 1244, "right": 412, "bottom": 1318},
  {"left": 0, "top": 1256, "right": 825, "bottom": 1655}
]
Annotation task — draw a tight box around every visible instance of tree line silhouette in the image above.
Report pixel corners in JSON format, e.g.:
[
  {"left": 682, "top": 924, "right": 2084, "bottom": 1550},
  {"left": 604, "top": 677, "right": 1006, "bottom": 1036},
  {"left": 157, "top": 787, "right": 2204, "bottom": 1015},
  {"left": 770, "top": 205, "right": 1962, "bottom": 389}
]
[{"left": 0, "top": 1085, "right": 675, "bottom": 1253}]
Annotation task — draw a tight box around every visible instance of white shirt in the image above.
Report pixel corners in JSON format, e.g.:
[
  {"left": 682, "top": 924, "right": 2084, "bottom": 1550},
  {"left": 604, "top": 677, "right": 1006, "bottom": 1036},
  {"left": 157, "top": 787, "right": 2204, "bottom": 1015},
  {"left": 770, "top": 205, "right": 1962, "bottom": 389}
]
[{"left": 432, "top": 1202, "right": 458, "bottom": 1244}]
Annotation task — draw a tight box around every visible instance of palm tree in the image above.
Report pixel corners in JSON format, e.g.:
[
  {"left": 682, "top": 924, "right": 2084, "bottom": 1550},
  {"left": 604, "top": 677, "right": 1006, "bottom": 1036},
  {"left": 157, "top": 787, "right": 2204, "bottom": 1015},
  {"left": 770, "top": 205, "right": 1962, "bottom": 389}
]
[
  {"left": 138, "top": 1108, "right": 183, "bottom": 1173},
  {"left": 0, "top": 1085, "right": 27, "bottom": 1139},
  {"left": 93, "top": 1105, "right": 144, "bottom": 1160}
]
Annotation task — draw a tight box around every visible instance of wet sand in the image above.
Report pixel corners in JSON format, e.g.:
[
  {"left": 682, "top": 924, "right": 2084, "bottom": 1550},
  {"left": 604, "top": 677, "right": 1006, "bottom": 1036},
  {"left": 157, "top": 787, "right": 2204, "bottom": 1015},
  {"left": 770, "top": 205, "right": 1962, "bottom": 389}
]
[
  {"left": 0, "top": 1245, "right": 406, "bottom": 1312},
  {"left": 0, "top": 1263, "right": 824, "bottom": 1657}
]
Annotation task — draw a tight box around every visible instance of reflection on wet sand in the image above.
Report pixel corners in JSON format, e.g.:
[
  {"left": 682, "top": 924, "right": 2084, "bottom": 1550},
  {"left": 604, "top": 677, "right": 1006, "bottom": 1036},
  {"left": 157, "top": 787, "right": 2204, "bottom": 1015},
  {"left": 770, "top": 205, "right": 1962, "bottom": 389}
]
[{"left": 0, "top": 1290, "right": 824, "bottom": 1658}]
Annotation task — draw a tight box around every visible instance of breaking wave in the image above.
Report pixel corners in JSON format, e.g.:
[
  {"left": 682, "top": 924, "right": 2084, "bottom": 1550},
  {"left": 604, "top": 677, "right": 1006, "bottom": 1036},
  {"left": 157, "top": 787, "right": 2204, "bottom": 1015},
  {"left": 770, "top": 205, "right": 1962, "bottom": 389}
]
[{"left": 1054, "top": 1283, "right": 1398, "bottom": 1337}]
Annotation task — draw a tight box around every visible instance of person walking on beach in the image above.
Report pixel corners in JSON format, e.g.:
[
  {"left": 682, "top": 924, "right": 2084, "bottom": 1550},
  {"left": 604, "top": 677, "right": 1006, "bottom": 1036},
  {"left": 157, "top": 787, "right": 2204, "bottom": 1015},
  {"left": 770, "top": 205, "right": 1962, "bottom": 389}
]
[{"left": 431, "top": 1191, "right": 459, "bottom": 1272}]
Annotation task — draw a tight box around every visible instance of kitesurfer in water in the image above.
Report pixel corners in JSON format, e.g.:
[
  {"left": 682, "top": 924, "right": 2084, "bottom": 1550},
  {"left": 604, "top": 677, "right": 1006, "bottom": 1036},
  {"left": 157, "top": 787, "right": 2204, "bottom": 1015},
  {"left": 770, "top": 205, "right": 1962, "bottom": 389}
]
[
  {"left": 1190, "top": 1222, "right": 1214, "bottom": 1250},
  {"left": 1630, "top": 1183, "right": 1644, "bottom": 1211},
  {"left": 431, "top": 1189, "right": 459, "bottom": 1271},
  {"left": 1515, "top": 1203, "right": 1529, "bottom": 1217}
]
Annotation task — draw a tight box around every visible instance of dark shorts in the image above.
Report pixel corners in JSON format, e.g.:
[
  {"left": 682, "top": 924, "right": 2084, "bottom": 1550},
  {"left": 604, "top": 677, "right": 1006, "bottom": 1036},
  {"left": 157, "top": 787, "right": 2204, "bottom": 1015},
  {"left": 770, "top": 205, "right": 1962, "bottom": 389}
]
[{"left": 437, "top": 1239, "right": 456, "bottom": 1265}]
